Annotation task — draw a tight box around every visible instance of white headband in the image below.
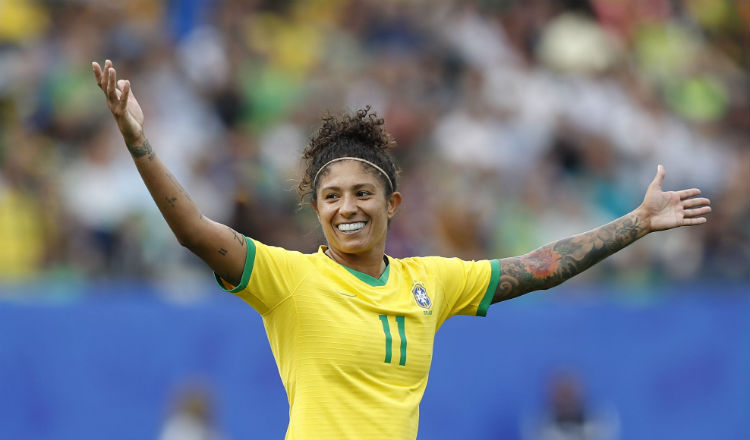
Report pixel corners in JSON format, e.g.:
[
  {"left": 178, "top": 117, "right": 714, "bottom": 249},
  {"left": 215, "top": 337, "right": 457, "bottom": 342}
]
[{"left": 313, "top": 157, "right": 394, "bottom": 192}]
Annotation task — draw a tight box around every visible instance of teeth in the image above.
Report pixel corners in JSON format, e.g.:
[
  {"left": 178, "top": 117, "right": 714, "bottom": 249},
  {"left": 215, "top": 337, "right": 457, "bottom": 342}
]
[{"left": 337, "top": 222, "right": 366, "bottom": 232}]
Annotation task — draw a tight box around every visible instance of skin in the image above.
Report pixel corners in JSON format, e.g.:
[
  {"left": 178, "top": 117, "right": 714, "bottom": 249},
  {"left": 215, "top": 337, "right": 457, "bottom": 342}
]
[
  {"left": 93, "top": 59, "right": 711, "bottom": 301},
  {"left": 493, "top": 166, "right": 711, "bottom": 302},
  {"left": 312, "top": 160, "right": 402, "bottom": 278},
  {"left": 93, "top": 60, "right": 248, "bottom": 285}
]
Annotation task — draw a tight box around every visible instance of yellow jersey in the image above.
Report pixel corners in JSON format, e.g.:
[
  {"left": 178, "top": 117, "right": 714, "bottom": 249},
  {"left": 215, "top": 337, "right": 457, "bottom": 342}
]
[{"left": 216, "top": 237, "right": 500, "bottom": 439}]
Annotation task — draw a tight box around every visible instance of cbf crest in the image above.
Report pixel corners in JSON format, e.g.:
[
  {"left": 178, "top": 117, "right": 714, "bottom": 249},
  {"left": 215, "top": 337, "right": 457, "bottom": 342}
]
[{"left": 411, "top": 282, "right": 432, "bottom": 309}]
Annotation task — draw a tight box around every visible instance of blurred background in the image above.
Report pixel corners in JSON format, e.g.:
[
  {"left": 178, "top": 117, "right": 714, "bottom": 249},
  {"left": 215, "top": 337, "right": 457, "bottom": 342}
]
[{"left": 0, "top": 0, "right": 747, "bottom": 439}]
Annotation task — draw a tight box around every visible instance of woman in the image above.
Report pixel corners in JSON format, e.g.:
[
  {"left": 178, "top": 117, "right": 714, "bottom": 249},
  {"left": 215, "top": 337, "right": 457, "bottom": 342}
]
[{"left": 92, "top": 60, "right": 710, "bottom": 439}]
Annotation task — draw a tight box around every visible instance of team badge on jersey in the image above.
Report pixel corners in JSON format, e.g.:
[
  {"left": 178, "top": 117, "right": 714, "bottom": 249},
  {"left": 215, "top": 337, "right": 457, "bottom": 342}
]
[{"left": 411, "top": 282, "right": 432, "bottom": 309}]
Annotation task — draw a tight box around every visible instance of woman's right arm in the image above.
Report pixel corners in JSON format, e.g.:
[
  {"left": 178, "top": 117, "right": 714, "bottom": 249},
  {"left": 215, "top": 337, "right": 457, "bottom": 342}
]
[{"left": 93, "top": 60, "right": 246, "bottom": 286}]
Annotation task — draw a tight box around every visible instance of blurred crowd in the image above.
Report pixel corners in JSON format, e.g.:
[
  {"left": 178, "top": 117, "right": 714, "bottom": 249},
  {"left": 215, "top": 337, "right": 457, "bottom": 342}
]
[{"left": 0, "top": 0, "right": 747, "bottom": 294}]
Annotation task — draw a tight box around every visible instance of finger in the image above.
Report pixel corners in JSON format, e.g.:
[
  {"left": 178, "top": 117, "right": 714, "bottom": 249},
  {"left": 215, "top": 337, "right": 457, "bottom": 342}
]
[
  {"left": 103, "top": 59, "right": 112, "bottom": 87},
  {"left": 682, "top": 197, "right": 710, "bottom": 208},
  {"left": 650, "top": 164, "right": 666, "bottom": 190},
  {"left": 683, "top": 206, "right": 711, "bottom": 217},
  {"left": 92, "top": 62, "right": 103, "bottom": 88},
  {"left": 677, "top": 188, "right": 701, "bottom": 200},
  {"left": 682, "top": 217, "right": 707, "bottom": 226},
  {"left": 101, "top": 62, "right": 109, "bottom": 90},
  {"left": 119, "top": 80, "right": 130, "bottom": 112},
  {"left": 105, "top": 60, "right": 115, "bottom": 93},
  {"left": 107, "top": 67, "right": 117, "bottom": 102}
]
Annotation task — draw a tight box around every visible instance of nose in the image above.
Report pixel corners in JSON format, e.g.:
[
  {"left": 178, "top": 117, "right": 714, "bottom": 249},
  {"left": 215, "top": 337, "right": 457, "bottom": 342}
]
[{"left": 339, "top": 193, "right": 357, "bottom": 217}]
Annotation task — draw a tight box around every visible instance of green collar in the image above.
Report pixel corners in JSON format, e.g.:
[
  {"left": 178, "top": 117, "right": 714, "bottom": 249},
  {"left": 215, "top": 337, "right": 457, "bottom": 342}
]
[
  {"left": 342, "top": 261, "right": 390, "bottom": 287},
  {"left": 320, "top": 246, "right": 390, "bottom": 287}
]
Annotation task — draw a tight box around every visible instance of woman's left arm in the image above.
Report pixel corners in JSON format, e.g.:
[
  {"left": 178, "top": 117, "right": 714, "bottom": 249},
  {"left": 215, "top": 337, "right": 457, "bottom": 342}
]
[{"left": 493, "top": 165, "right": 711, "bottom": 303}]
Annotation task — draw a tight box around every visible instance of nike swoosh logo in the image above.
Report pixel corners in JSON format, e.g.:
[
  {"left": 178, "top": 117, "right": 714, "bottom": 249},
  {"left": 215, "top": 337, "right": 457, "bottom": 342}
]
[{"left": 337, "top": 291, "right": 357, "bottom": 298}]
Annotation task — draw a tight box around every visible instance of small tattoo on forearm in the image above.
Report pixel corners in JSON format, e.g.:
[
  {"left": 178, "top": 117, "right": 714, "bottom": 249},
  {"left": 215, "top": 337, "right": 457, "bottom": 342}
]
[
  {"left": 165, "top": 196, "right": 177, "bottom": 207},
  {"left": 218, "top": 248, "right": 228, "bottom": 256},
  {"left": 126, "top": 139, "right": 155, "bottom": 161},
  {"left": 166, "top": 172, "right": 193, "bottom": 202},
  {"left": 226, "top": 226, "right": 245, "bottom": 246}
]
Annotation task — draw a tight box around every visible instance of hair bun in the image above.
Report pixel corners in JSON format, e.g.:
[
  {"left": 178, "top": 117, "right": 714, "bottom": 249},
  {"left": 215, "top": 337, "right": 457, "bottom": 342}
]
[{"left": 298, "top": 106, "right": 399, "bottom": 202}]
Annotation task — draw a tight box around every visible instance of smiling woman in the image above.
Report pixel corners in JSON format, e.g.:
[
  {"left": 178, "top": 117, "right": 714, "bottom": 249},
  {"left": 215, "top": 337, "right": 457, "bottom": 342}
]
[
  {"left": 299, "top": 109, "right": 402, "bottom": 278},
  {"left": 92, "top": 59, "right": 711, "bottom": 440},
  {"left": 312, "top": 158, "right": 401, "bottom": 277}
]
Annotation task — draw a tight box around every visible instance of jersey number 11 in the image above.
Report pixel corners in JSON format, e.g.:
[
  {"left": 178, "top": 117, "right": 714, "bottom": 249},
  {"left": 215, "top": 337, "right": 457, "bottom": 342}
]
[{"left": 378, "top": 314, "right": 407, "bottom": 366}]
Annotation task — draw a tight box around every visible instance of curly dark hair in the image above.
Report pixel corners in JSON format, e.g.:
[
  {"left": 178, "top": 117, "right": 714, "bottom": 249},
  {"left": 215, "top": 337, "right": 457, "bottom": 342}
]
[{"left": 298, "top": 106, "right": 399, "bottom": 202}]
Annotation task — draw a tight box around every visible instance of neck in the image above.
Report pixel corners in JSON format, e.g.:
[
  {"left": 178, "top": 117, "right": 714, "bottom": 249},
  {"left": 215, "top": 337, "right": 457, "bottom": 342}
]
[{"left": 325, "top": 246, "right": 387, "bottom": 279}]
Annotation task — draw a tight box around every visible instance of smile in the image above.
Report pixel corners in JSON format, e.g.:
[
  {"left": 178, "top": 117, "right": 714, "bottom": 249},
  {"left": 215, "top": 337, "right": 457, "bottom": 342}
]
[{"left": 337, "top": 222, "right": 366, "bottom": 233}]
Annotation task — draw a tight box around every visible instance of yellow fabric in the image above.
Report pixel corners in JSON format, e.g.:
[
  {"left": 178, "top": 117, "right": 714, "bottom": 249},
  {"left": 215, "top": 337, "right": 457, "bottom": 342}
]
[{"left": 218, "top": 237, "right": 497, "bottom": 439}]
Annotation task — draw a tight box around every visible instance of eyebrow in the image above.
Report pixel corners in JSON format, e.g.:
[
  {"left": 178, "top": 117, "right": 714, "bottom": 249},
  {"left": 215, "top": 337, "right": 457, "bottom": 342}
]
[{"left": 320, "top": 183, "right": 377, "bottom": 192}]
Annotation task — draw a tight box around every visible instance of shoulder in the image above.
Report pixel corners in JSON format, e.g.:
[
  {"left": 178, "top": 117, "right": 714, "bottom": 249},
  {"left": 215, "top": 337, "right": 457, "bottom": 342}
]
[
  {"left": 392, "top": 254, "right": 468, "bottom": 268},
  {"left": 252, "top": 239, "right": 321, "bottom": 260},
  {"left": 248, "top": 239, "right": 325, "bottom": 281},
  {"left": 394, "top": 255, "right": 497, "bottom": 280},
  {"left": 387, "top": 255, "right": 466, "bottom": 280}
]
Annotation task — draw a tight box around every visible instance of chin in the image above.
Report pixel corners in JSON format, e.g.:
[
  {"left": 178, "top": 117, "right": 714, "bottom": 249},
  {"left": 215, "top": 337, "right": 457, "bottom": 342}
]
[
  {"left": 331, "top": 237, "right": 371, "bottom": 254},
  {"left": 335, "top": 243, "right": 368, "bottom": 255}
]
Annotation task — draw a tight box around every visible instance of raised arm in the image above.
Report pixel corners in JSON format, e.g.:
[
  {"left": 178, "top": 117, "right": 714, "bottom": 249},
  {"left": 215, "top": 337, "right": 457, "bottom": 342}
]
[
  {"left": 92, "top": 60, "right": 246, "bottom": 285},
  {"left": 493, "top": 165, "right": 711, "bottom": 303}
]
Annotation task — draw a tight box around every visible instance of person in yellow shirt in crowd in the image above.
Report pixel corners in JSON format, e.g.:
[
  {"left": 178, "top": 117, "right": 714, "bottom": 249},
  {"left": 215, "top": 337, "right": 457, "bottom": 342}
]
[{"left": 93, "top": 59, "right": 710, "bottom": 439}]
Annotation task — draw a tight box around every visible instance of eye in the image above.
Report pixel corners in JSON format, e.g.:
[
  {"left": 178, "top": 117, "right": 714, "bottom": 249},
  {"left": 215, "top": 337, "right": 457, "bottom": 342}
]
[
  {"left": 357, "top": 190, "right": 372, "bottom": 197},
  {"left": 324, "top": 192, "right": 339, "bottom": 200}
]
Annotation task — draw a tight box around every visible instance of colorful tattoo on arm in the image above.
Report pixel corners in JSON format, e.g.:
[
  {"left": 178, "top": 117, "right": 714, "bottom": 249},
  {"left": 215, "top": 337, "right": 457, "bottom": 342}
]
[{"left": 494, "top": 212, "right": 645, "bottom": 303}]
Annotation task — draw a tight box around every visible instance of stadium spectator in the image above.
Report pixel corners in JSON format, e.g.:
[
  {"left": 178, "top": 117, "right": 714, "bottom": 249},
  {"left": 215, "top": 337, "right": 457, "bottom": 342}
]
[
  {"left": 0, "top": 0, "right": 746, "bottom": 290},
  {"left": 159, "top": 383, "right": 226, "bottom": 440},
  {"left": 522, "top": 370, "right": 619, "bottom": 440}
]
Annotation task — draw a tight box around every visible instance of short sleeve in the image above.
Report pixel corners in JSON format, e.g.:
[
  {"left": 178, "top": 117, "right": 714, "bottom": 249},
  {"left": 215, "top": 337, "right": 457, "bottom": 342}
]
[
  {"left": 214, "top": 238, "right": 311, "bottom": 315},
  {"left": 429, "top": 257, "right": 500, "bottom": 325}
]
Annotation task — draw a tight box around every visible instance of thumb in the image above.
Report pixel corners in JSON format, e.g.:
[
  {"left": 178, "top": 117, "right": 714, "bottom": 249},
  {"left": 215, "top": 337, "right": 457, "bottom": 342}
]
[{"left": 650, "top": 164, "right": 665, "bottom": 190}]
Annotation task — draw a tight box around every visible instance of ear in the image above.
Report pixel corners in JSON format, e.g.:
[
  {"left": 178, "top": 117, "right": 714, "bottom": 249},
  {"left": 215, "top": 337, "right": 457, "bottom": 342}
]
[
  {"left": 386, "top": 191, "right": 402, "bottom": 219},
  {"left": 311, "top": 199, "right": 320, "bottom": 218}
]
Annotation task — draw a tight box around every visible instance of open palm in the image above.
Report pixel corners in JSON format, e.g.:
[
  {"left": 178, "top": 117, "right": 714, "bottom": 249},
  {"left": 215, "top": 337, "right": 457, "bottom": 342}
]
[
  {"left": 640, "top": 165, "right": 711, "bottom": 232},
  {"left": 92, "top": 60, "right": 145, "bottom": 146}
]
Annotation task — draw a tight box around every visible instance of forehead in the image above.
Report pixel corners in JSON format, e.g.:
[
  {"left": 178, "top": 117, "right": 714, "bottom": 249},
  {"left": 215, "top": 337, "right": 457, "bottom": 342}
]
[{"left": 317, "top": 160, "right": 385, "bottom": 189}]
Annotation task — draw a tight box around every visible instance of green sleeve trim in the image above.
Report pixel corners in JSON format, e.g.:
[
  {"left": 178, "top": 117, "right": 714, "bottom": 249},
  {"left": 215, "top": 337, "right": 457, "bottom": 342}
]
[
  {"left": 214, "top": 236, "right": 256, "bottom": 293},
  {"left": 476, "top": 259, "right": 500, "bottom": 317}
]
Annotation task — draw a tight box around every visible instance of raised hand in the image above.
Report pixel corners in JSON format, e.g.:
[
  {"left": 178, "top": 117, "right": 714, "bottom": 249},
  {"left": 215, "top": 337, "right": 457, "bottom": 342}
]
[
  {"left": 494, "top": 165, "right": 712, "bottom": 302},
  {"left": 638, "top": 165, "right": 711, "bottom": 232},
  {"left": 92, "top": 60, "right": 145, "bottom": 147}
]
